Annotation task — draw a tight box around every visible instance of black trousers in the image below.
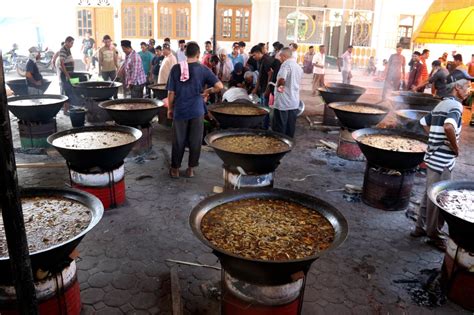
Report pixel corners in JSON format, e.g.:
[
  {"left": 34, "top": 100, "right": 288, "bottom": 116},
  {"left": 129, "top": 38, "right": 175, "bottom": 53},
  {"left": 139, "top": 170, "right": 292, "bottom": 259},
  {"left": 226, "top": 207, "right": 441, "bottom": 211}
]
[
  {"left": 171, "top": 116, "right": 204, "bottom": 169},
  {"left": 130, "top": 84, "right": 145, "bottom": 98},
  {"left": 101, "top": 70, "right": 116, "bottom": 81},
  {"left": 272, "top": 108, "right": 298, "bottom": 138}
]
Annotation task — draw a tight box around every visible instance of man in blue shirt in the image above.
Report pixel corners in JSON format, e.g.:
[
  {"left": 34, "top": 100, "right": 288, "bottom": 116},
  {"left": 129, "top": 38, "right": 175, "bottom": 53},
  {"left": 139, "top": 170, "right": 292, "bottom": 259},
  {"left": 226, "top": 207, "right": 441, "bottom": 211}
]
[
  {"left": 228, "top": 42, "right": 244, "bottom": 67},
  {"left": 25, "top": 47, "right": 44, "bottom": 95},
  {"left": 139, "top": 42, "right": 154, "bottom": 96},
  {"left": 167, "top": 42, "right": 223, "bottom": 178}
]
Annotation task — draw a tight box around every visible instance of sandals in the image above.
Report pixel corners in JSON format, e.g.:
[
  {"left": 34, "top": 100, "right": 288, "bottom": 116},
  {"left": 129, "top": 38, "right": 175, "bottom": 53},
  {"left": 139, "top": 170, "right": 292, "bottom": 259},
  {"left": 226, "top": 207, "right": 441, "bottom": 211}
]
[
  {"left": 426, "top": 238, "right": 447, "bottom": 252},
  {"left": 169, "top": 168, "right": 179, "bottom": 179},
  {"left": 185, "top": 168, "right": 195, "bottom": 178}
]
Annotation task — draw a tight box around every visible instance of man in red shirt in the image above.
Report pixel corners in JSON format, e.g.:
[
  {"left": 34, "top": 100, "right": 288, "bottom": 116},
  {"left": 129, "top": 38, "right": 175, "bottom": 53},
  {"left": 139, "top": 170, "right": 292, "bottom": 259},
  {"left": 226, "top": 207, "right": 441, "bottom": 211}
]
[{"left": 418, "top": 49, "right": 430, "bottom": 90}]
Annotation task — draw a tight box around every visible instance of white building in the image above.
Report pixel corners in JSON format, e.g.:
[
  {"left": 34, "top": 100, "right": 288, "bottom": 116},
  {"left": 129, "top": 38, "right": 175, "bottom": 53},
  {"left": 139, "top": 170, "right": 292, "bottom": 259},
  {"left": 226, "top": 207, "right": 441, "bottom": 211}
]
[{"left": 5, "top": 0, "right": 457, "bottom": 68}]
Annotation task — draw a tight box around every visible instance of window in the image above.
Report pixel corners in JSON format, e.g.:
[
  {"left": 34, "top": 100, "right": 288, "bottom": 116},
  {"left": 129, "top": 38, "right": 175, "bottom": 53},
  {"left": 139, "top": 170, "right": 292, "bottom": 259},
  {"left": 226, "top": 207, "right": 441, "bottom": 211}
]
[
  {"left": 77, "top": 9, "right": 93, "bottom": 37},
  {"left": 217, "top": 5, "right": 252, "bottom": 41},
  {"left": 398, "top": 15, "right": 414, "bottom": 48},
  {"left": 157, "top": 3, "right": 191, "bottom": 39},
  {"left": 122, "top": 1, "right": 154, "bottom": 38}
]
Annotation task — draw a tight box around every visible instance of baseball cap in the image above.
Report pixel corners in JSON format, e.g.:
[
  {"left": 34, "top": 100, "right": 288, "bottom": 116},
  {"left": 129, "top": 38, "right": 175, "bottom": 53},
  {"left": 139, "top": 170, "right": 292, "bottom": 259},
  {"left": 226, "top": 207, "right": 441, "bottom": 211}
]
[{"left": 447, "top": 69, "right": 474, "bottom": 84}]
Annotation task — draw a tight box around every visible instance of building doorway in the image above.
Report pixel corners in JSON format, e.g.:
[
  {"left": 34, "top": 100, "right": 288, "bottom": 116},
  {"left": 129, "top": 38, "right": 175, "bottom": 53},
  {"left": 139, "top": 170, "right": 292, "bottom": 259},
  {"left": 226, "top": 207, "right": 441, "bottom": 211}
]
[{"left": 77, "top": 7, "right": 115, "bottom": 43}]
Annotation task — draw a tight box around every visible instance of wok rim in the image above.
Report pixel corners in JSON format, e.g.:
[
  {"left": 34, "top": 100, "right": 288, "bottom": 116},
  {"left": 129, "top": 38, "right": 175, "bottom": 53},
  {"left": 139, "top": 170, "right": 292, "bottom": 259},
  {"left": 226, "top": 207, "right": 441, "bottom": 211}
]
[
  {"left": 204, "top": 128, "right": 294, "bottom": 156},
  {"left": 208, "top": 103, "right": 270, "bottom": 117},
  {"left": 0, "top": 187, "right": 104, "bottom": 261},
  {"left": 328, "top": 102, "right": 390, "bottom": 116},
  {"left": 98, "top": 98, "right": 164, "bottom": 112},
  {"left": 7, "top": 94, "right": 69, "bottom": 108},
  {"left": 47, "top": 125, "right": 142, "bottom": 152},
  {"left": 428, "top": 180, "right": 474, "bottom": 224},
  {"left": 72, "top": 81, "right": 123, "bottom": 88},
  {"left": 189, "top": 188, "right": 349, "bottom": 265},
  {"left": 352, "top": 128, "right": 428, "bottom": 156},
  {"left": 395, "top": 109, "right": 430, "bottom": 121}
]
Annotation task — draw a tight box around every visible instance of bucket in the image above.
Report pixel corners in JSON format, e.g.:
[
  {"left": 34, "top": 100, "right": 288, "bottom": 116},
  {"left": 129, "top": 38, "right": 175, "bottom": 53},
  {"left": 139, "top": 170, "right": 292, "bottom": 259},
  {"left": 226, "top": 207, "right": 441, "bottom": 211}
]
[{"left": 69, "top": 108, "right": 86, "bottom": 128}]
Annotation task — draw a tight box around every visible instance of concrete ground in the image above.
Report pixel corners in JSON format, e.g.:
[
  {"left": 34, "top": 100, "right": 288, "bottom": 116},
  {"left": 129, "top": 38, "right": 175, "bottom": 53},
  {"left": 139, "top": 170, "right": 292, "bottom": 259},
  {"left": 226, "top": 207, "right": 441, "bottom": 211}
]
[{"left": 7, "top": 68, "right": 474, "bottom": 314}]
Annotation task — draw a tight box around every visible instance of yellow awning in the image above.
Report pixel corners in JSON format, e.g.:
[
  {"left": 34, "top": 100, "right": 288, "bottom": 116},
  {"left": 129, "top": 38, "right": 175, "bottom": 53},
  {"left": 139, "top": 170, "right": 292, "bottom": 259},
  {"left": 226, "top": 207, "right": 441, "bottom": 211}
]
[{"left": 413, "top": 0, "right": 474, "bottom": 45}]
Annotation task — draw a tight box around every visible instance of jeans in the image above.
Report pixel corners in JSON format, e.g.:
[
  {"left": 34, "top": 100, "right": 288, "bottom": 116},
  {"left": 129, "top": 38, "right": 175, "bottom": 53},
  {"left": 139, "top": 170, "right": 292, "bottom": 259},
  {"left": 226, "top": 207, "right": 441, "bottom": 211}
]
[
  {"left": 272, "top": 108, "right": 298, "bottom": 138},
  {"left": 415, "top": 167, "right": 451, "bottom": 240},
  {"left": 60, "top": 73, "right": 79, "bottom": 106},
  {"left": 171, "top": 116, "right": 204, "bottom": 169}
]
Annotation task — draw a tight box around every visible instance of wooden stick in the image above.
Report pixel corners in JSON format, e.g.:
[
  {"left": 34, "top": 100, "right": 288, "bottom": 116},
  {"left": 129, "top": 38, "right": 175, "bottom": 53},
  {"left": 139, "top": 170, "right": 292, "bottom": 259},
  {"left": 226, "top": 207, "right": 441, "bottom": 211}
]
[
  {"left": 170, "top": 266, "right": 183, "bottom": 315},
  {"left": 166, "top": 259, "right": 221, "bottom": 271},
  {"left": 0, "top": 53, "right": 38, "bottom": 312},
  {"left": 319, "top": 140, "right": 338, "bottom": 150}
]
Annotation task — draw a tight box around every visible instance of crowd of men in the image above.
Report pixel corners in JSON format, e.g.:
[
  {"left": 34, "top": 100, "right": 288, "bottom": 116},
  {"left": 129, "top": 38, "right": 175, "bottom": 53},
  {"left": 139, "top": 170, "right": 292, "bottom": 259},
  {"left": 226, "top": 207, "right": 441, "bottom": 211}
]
[{"left": 25, "top": 35, "right": 303, "bottom": 178}]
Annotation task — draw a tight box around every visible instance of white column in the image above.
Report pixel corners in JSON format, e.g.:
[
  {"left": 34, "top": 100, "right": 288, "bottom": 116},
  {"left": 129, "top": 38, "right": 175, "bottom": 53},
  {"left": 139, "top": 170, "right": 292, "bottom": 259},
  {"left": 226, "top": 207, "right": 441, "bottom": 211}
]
[
  {"left": 153, "top": 0, "right": 159, "bottom": 40},
  {"left": 114, "top": 0, "right": 122, "bottom": 43},
  {"left": 193, "top": 0, "right": 214, "bottom": 46}
]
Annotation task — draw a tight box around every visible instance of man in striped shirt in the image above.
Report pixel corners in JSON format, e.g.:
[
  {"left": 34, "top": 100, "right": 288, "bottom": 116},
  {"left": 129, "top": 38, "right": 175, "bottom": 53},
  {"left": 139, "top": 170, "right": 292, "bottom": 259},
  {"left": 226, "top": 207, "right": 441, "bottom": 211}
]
[
  {"left": 59, "top": 36, "right": 78, "bottom": 105},
  {"left": 411, "top": 70, "right": 472, "bottom": 251},
  {"left": 120, "top": 40, "right": 146, "bottom": 98}
]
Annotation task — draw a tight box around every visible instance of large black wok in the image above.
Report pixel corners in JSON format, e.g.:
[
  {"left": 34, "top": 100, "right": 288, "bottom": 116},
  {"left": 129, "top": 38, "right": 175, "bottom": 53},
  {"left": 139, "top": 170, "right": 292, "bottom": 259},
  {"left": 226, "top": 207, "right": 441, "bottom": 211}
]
[
  {"left": 318, "top": 83, "right": 366, "bottom": 104},
  {"left": 190, "top": 188, "right": 348, "bottom": 285},
  {"left": 47, "top": 125, "right": 142, "bottom": 171},
  {"left": 73, "top": 81, "right": 122, "bottom": 100},
  {"left": 395, "top": 109, "right": 429, "bottom": 125},
  {"left": 352, "top": 128, "right": 428, "bottom": 170},
  {"left": 205, "top": 129, "right": 293, "bottom": 174},
  {"left": 390, "top": 91, "right": 441, "bottom": 111},
  {"left": 149, "top": 83, "right": 168, "bottom": 100},
  {"left": 428, "top": 180, "right": 474, "bottom": 252},
  {"left": 7, "top": 79, "right": 52, "bottom": 96},
  {"left": 8, "top": 94, "right": 68, "bottom": 122},
  {"left": 329, "top": 102, "right": 389, "bottom": 129},
  {"left": 208, "top": 103, "right": 270, "bottom": 129},
  {"left": 0, "top": 187, "right": 103, "bottom": 283},
  {"left": 99, "top": 98, "right": 163, "bottom": 126}
]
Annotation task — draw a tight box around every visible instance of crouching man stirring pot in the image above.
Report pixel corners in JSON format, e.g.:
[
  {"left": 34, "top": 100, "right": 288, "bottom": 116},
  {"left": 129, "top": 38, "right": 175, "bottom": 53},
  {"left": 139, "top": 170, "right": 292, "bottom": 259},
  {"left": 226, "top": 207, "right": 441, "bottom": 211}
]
[{"left": 411, "top": 70, "right": 472, "bottom": 251}]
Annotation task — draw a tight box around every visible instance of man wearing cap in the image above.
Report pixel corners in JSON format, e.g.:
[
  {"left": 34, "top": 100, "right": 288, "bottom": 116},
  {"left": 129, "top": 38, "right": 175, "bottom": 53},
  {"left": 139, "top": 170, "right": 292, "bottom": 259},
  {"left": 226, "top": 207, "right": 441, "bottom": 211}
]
[
  {"left": 120, "top": 40, "right": 147, "bottom": 98},
  {"left": 411, "top": 70, "right": 471, "bottom": 251},
  {"left": 25, "top": 47, "right": 44, "bottom": 95},
  {"left": 177, "top": 39, "right": 186, "bottom": 63},
  {"left": 272, "top": 47, "right": 303, "bottom": 138}
]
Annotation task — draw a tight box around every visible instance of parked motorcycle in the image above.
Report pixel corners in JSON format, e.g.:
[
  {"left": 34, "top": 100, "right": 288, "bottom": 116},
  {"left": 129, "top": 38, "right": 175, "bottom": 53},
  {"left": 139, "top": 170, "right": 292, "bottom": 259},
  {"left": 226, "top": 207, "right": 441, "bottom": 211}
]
[
  {"left": 16, "top": 47, "right": 55, "bottom": 77},
  {"left": 2, "top": 44, "right": 20, "bottom": 72}
]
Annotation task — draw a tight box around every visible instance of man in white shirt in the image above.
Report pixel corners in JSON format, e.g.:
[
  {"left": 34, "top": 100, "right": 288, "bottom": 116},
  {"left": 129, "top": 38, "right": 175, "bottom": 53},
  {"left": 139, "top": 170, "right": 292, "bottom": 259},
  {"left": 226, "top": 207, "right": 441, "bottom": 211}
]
[
  {"left": 312, "top": 45, "right": 326, "bottom": 96},
  {"left": 158, "top": 43, "right": 177, "bottom": 84},
  {"left": 176, "top": 39, "right": 186, "bottom": 63},
  {"left": 272, "top": 47, "right": 303, "bottom": 138},
  {"left": 338, "top": 45, "right": 353, "bottom": 84},
  {"left": 289, "top": 43, "right": 298, "bottom": 61}
]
